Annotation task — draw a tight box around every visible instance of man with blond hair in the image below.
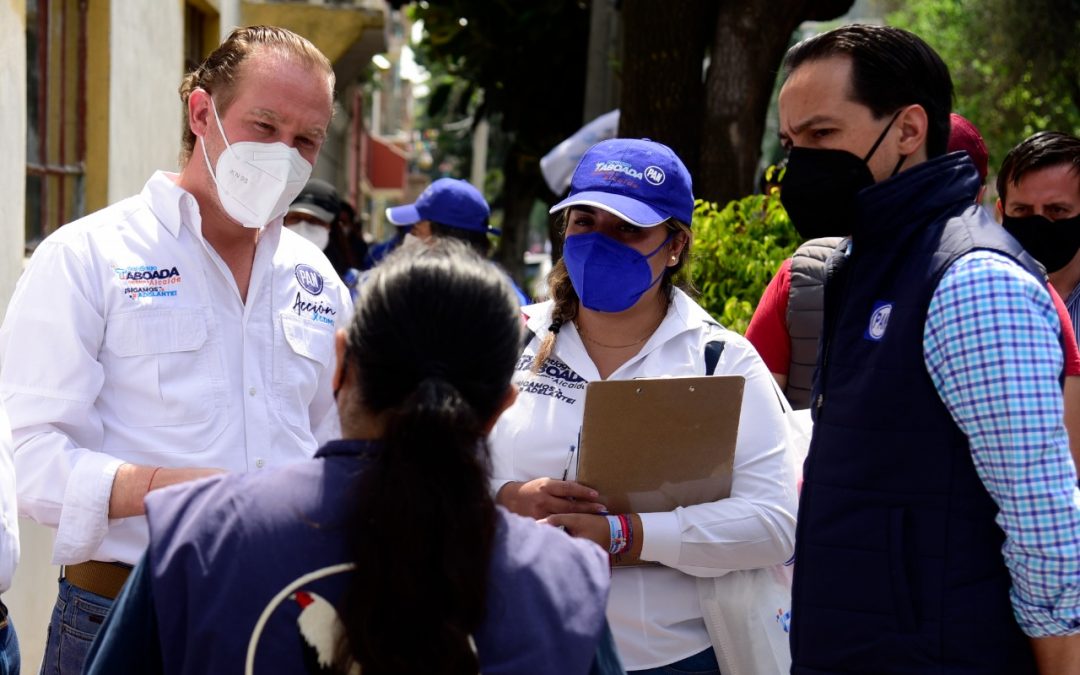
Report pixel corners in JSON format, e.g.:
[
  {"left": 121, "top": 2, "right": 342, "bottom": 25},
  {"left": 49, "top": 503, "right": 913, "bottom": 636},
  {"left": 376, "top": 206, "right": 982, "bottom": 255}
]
[{"left": 0, "top": 26, "right": 350, "bottom": 673}]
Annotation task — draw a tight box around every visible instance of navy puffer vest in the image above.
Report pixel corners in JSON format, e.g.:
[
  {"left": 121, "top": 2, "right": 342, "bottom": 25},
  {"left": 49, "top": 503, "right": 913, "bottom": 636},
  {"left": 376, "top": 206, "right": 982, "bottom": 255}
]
[{"left": 790, "top": 153, "right": 1041, "bottom": 674}]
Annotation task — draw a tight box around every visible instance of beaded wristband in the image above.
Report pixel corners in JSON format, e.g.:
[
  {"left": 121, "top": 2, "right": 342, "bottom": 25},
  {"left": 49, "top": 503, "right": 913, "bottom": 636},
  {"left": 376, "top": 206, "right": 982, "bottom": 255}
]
[
  {"left": 606, "top": 515, "right": 627, "bottom": 555},
  {"left": 620, "top": 514, "right": 633, "bottom": 557}
]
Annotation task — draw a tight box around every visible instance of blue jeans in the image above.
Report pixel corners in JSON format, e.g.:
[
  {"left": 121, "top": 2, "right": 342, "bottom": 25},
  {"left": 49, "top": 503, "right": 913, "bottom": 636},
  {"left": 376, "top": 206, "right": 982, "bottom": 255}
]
[
  {"left": 39, "top": 579, "right": 113, "bottom": 675},
  {"left": 0, "top": 602, "right": 19, "bottom": 675},
  {"left": 629, "top": 646, "right": 721, "bottom": 675}
]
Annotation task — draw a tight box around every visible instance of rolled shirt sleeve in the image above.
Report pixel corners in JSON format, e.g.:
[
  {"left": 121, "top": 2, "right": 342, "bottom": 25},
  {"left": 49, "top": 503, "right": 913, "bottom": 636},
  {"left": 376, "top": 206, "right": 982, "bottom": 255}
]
[
  {"left": 1, "top": 240, "right": 125, "bottom": 564},
  {"left": 924, "top": 251, "right": 1080, "bottom": 636}
]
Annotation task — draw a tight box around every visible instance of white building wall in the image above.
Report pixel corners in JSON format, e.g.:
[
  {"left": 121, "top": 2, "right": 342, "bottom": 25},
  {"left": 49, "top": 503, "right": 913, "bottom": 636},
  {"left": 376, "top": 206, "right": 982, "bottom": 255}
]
[
  {"left": 107, "top": 0, "right": 185, "bottom": 200},
  {"left": 220, "top": 0, "right": 242, "bottom": 38},
  {"left": 0, "top": 1, "right": 26, "bottom": 318}
]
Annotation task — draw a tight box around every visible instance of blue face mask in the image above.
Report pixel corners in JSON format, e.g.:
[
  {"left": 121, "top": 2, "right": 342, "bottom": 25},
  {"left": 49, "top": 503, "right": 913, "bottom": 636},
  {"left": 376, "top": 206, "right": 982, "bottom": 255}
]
[{"left": 563, "top": 231, "right": 673, "bottom": 313}]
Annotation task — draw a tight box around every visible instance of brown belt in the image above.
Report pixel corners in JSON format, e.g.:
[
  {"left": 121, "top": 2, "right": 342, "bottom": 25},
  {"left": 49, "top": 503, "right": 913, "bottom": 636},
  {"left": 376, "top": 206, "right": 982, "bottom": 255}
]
[{"left": 64, "top": 561, "right": 133, "bottom": 600}]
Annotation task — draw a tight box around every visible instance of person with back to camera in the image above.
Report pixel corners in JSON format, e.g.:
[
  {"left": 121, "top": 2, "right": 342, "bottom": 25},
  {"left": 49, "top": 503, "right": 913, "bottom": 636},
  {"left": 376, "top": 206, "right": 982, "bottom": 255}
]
[
  {"left": 385, "top": 177, "right": 531, "bottom": 304},
  {"left": 491, "top": 138, "right": 798, "bottom": 674},
  {"left": 82, "top": 240, "right": 622, "bottom": 675},
  {"left": 0, "top": 26, "right": 351, "bottom": 674}
]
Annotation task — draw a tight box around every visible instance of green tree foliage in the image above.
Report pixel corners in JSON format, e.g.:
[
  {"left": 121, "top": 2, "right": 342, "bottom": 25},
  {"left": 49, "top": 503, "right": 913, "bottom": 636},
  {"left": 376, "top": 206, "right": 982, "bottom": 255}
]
[
  {"left": 690, "top": 180, "right": 798, "bottom": 334},
  {"left": 409, "top": 1, "right": 590, "bottom": 279},
  {"left": 884, "top": 0, "right": 1080, "bottom": 174}
]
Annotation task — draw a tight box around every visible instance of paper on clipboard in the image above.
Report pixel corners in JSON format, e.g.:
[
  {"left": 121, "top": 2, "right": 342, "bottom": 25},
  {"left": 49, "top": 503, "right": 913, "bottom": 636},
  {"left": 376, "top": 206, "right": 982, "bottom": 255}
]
[{"left": 575, "top": 375, "right": 744, "bottom": 515}]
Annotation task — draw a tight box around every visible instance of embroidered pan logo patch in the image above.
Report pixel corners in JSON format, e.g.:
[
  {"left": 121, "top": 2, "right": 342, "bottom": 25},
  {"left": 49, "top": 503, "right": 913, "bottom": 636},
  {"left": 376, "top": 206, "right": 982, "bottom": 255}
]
[
  {"left": 865, "top": 301, "right": 892, "bottom": 341},
  {"left": 294, "top": 264, "right": 324, "bottom": 296}
]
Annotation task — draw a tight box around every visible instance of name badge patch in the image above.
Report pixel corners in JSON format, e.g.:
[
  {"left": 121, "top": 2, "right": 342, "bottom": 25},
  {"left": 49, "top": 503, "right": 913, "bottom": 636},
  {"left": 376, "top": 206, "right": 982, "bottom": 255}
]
[{"left": 114, "top": 264, "right": 182, "bottom": 299}]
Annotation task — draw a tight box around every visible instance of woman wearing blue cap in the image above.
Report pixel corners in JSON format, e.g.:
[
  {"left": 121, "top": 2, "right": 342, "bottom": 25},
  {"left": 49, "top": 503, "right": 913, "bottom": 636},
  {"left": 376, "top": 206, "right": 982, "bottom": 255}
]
[
  {"left": 490, "top": 139, "right": 797, "bottom": 674},
  {"left": 385, "top": 177, "right": 530, "bottom": 304}
]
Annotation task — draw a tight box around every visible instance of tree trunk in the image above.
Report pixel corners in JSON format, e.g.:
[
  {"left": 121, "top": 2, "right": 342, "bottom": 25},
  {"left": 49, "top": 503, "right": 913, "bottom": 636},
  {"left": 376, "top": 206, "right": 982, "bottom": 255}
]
[
  {"left": 495, "top": 139, "right": 543, "bottom": 285},
  {"left": 583, "top": 0, "right": 622, "bottom": 123},
  {"left": 617, "top": 0, "right": 717, "bottom": 179},
  {"left": 698, "top": 2, "right": 809, "bottom": 205}
]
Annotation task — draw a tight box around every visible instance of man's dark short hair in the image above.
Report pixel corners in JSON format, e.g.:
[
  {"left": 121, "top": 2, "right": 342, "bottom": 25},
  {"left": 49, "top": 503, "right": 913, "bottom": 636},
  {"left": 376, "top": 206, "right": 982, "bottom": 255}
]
[
  {"left": 783, "top": 24, "right": 953, "bottom": 158},
  {"left": 996, "top": 131, "right": 1080, "bottom": 203}
]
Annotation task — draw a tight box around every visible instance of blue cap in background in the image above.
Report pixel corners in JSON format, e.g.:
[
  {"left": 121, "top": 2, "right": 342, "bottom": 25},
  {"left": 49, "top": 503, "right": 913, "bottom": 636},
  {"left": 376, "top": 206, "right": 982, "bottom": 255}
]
[{"left": 385, "top": 178, "right": 497, "bottom": 234}]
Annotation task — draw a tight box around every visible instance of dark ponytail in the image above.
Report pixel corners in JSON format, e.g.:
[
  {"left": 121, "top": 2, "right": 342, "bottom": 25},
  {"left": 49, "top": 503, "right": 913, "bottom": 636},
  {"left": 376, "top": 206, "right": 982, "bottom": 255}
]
[{"left": 335, "top": 240, "right": 522, "bottom": 674}]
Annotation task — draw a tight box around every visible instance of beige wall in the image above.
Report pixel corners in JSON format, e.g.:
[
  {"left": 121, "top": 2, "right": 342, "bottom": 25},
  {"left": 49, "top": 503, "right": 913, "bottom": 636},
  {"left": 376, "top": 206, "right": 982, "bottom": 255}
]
[
  {"left": 107, "top": 0, "right": 186, "bottom": 200},
  {"left": 0, "top": 0, "right": 26, "bottom": 318}
]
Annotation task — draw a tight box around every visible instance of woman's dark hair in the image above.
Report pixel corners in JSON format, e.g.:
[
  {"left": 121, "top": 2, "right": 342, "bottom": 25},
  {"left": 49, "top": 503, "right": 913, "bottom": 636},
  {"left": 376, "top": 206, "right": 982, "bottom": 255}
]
[
  {"left": 429, "top": 221, "right": 493, "bottom": 257},
  {"left": 336, "top": 239, "right": 522, "bottom": 674},
  {"left": 783, "top": 24, "right": 954, "bottom": 158},
  {"left": 997, "top": 131, "right": 1080, "bottom": 204}
]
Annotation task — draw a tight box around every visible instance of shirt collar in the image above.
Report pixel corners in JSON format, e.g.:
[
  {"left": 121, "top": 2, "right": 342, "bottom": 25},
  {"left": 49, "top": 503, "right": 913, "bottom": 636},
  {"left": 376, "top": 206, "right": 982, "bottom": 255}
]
[
  {"left": 522, "top": 288, "right": 718, "bottom": 345},
  {"left": 139, "top": 170, "right": 287, "bottom": 242},
  {"left": 140, "top": 171, "right": 199, "bottom": 240},
  {"left": 314, "top": 439, "right": 383, "bottom": 459}
]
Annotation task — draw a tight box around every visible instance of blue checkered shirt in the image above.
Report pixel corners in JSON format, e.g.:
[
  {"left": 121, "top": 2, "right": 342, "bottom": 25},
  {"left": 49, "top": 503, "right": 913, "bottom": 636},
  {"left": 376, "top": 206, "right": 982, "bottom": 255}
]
[{"left": 925, "top": 250, "right": 1080, "bottom": 637}]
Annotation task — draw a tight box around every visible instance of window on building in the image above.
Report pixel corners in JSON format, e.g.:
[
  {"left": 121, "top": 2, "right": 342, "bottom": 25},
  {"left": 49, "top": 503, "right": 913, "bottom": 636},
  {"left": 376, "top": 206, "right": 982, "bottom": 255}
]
[
  {"left": 25, "top": 0, "right": 88, "bottom": 252},
  {"left": 184, "top": 1, "right": 218, "bottom": 74}
]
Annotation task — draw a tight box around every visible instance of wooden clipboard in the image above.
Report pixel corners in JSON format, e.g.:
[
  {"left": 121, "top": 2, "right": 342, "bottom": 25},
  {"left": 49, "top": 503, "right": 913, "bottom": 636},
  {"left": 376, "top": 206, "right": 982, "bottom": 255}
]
[{"left": 575, "top": 375, "right": 744, "bottom": 515}]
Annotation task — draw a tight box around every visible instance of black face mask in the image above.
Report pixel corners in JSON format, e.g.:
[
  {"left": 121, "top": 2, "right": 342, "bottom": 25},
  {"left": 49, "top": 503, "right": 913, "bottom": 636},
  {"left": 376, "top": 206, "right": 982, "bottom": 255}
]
[
  {"left": 1002, "top": 213, "right": 1080, "bottom": 273},
  {"left": 780, "top": 110, "right": 906, "bottom": 240}
]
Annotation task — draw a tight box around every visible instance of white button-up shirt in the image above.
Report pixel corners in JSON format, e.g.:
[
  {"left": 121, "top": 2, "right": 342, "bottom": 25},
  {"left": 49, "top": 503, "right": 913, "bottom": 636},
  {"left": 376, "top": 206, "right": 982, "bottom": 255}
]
[
  {"left": 0, "top": 402, "right": 19, "bottom": 592},
  {"left": 0, "top": 172, "right": 352, "bottom": 565},
  {"left": 490, "top": 290, "right": 797, "bottom": 670}
]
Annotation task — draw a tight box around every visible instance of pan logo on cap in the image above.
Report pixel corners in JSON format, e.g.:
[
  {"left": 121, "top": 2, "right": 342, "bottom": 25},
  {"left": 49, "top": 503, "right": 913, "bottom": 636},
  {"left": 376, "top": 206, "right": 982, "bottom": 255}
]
[{"left": 644, "top": 166, "right": 666, "bottom": 186}]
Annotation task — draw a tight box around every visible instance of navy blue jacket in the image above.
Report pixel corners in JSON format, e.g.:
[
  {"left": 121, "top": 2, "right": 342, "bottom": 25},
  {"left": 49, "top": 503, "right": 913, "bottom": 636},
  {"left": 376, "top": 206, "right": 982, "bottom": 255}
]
[
  {"left": 84, "top": 440, "right": 615, "bottom": 675},
  {"left": 790, "top": 153, "right": 1041, "bottom": 674}
]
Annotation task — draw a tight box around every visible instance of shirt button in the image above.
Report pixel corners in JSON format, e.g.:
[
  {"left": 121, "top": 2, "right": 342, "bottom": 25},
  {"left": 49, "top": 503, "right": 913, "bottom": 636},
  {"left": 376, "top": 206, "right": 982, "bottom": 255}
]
[
  {"left": 255, "top": 458, "right": 265, "bottom": 468},
  {"left": 248, "top": 387, "right": 257, "bottom": 396}
]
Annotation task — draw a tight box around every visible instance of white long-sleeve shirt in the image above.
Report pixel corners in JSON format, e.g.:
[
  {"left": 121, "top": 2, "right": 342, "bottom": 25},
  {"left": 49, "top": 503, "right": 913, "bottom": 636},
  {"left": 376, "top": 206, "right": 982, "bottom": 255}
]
[
  {"left": 0, "top": 172, "right": 351, "bottom": 566},
  {"left": 490, "top": 290, "right": 797, "bottom": 669},
  {"left": 0, "top": 402, "right": 19, "bottom": 592}
]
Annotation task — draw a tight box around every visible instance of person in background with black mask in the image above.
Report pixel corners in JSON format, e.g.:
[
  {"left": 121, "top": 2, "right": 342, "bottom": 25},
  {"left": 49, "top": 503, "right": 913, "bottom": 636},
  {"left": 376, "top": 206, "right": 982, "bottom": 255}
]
[
  {"left": 998, "top": 132, "right": 1080, "bottom": 335},
  {"left": 778, "top": 24, "right": 1080, "bottom": 673}
]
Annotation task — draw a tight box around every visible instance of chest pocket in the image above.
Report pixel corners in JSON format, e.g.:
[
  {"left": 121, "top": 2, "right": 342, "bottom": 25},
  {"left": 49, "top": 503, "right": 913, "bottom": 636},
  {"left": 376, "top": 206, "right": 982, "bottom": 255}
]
[
  {"left": 272, "top": 312, "right": 334, "bottom": 430},
  {"left": 101, "top": 308, "right": 220, "bottom": 427}
]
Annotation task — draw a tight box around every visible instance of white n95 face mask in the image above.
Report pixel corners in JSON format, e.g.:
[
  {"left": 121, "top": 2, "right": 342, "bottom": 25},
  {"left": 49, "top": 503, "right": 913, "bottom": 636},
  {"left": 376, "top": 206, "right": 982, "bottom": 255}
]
[
  {"left": 201, "top": 96, "right": 313, "bottom": 229},
  {"left": 286, "top": 222, "right": 330, "bottom": 251}
]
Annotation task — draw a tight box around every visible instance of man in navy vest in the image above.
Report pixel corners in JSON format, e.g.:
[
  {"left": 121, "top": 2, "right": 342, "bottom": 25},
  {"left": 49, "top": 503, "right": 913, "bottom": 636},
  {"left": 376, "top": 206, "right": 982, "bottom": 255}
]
[{"left": 777, "top": 24, "right": 1080, "bottom": 673}]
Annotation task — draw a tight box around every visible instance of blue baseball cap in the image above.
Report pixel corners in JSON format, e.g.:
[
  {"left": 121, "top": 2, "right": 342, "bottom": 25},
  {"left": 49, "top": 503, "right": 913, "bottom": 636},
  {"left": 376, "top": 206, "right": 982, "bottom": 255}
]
[
  {"left": 385, "top": 178, "right": 497, "bottom": 234},
  {"left": 549, "top": 138, "right": 694, "bottom": 227}
]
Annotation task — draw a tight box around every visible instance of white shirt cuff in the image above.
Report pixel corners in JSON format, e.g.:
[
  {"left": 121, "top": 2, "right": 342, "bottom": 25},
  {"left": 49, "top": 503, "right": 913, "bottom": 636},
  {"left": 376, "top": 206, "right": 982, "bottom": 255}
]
[
  {"left": 490, "top": 477, "right": 513, "bottom": 500},
  {"left": 638, "top": 511, "right": 682, "bottom": 566},
  {"left": 53, "top": 453, "right": 125, "bottom": 565}
]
